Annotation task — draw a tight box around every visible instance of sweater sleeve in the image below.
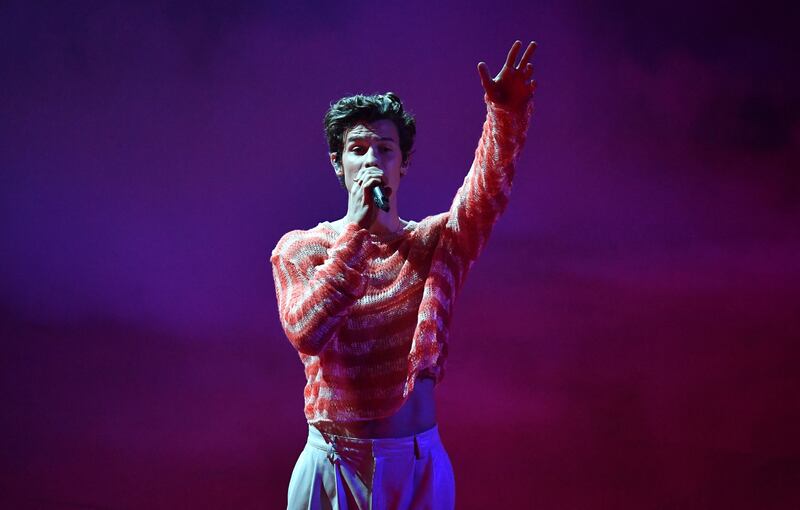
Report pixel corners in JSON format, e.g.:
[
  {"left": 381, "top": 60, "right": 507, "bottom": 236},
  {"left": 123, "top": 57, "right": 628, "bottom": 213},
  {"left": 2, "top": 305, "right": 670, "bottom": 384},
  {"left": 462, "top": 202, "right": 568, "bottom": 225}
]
[
  {"left": 442, "top": 95, "right": 533, "bottom": 273},
  {"left": 270, "top": 222, "right": 376, "bottom": 355}
]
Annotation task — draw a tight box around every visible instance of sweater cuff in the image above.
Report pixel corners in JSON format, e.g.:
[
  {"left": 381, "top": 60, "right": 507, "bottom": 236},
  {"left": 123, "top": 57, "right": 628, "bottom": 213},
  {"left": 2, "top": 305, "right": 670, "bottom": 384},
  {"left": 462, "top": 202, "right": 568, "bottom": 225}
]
[
  {"left": 484, "top": 92, "right": 534, "bottom": 113},
  {"left": 484, "top": 94, "right": 533, "bottom": 162},
  {"left": 485, "top": 94, "right": 533, "bottom": 128}
]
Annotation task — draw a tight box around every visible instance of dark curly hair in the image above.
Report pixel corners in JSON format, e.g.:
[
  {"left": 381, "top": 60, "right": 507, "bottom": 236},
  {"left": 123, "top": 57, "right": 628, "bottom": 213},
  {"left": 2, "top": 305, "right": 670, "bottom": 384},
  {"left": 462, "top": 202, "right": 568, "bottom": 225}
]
[{"left": 324, "top": 92, "right": 416, "bottom": 188}]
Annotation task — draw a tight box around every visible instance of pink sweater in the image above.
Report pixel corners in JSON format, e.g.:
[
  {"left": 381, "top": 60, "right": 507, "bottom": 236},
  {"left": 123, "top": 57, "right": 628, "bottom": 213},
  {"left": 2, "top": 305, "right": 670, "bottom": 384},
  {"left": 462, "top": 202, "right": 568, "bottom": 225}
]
[{"left": 270, "top": 97, "right": 532, "bottom": 423}]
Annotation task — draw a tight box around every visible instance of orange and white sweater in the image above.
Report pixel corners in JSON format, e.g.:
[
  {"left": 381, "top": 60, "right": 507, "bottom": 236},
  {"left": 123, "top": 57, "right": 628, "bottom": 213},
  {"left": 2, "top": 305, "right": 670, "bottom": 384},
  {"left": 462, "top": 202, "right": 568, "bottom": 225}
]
[{"left": 270, "top": 96, "right": 532, "bottom": 423}]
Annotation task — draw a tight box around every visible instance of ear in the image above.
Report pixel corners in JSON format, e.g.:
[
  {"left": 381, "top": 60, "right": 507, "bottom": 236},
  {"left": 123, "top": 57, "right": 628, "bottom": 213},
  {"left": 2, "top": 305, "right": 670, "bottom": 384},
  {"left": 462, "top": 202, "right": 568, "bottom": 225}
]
[
  {"left": 330, "top": 153, "right": 342, "bottom": 176},
  {"left": 401, "top": 156, "right": 411, "bottom": 177}
]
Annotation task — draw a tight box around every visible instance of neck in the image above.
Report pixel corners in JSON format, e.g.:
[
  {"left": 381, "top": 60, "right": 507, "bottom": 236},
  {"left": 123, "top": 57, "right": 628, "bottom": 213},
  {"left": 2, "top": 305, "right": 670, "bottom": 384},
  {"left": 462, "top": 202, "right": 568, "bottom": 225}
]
[{"left": 368, "top": 209, "right": 402, "bottom": 234}]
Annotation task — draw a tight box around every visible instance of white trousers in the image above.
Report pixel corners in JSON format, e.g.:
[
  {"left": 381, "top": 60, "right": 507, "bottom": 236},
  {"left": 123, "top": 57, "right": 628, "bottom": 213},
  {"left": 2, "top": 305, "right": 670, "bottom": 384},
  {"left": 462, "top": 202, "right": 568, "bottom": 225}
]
[{"left": 287, "top": 424, "right": 455, "bottom": 509}]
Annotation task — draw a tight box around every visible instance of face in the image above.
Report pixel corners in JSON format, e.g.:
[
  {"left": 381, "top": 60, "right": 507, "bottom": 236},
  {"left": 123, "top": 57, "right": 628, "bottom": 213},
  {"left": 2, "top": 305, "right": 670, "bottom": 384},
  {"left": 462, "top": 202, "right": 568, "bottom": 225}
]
[{"left": 331, "top": 119, "right": 406, "bottom": 196}]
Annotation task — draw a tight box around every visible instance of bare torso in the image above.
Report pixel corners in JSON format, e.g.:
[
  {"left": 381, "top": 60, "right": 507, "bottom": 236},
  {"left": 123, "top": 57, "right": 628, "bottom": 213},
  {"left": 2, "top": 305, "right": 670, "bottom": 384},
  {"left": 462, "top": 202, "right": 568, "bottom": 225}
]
[{"left": 312, "top": 377, "right": 437, "bottom": 438}]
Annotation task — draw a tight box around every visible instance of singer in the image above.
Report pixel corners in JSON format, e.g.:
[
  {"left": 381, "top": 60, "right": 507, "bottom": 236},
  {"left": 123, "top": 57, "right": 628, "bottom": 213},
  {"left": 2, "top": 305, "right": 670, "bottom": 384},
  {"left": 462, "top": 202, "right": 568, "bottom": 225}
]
[{"left": 271, "top": 40, "right": 537, "bottom": 509}]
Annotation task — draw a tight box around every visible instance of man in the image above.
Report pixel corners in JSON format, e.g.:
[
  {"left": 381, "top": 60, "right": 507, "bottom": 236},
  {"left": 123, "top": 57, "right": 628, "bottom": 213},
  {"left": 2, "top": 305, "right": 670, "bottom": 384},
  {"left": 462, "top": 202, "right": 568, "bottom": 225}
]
[{"left": 271, "top": 40, "right": 537, "bottom": 509}]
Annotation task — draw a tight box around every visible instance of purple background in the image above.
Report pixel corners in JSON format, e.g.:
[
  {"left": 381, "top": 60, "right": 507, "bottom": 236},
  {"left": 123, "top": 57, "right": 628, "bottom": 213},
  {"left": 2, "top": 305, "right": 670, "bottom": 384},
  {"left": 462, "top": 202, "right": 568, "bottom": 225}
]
[{"left": 2, "top": 1, "right": 799, "bottom": 508}]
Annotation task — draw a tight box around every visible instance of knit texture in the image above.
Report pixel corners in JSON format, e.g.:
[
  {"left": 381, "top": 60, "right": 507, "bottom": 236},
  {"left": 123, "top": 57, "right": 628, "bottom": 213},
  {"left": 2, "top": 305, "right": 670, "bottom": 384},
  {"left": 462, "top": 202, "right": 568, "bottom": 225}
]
[{"left": 270, "top": 96, "right": 532, "bottom": 423}]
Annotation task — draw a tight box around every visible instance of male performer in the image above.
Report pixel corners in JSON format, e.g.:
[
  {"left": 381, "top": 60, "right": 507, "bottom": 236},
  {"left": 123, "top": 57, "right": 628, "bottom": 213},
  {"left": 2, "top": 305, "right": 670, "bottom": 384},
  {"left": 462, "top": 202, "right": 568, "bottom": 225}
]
[{"left": 271, "top": 40, "right": 537, "bottom": 509}]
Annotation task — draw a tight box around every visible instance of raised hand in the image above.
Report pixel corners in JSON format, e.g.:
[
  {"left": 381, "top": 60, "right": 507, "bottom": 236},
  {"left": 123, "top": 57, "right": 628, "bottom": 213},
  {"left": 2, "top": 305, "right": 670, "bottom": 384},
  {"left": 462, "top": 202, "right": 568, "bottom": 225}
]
[{"left": 478, "top": 40, "right": 537, "bottom": 110}]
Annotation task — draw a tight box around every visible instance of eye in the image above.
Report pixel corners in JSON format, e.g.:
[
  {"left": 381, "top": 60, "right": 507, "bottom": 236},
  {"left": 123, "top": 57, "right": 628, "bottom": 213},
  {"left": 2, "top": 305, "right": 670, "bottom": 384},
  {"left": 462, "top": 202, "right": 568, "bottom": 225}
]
[
  {"left": 380, "top": 145, "right": 393, "bottom": 153},
  {"left": 350, "top": 145, "right": 366, "bottom": 154}
]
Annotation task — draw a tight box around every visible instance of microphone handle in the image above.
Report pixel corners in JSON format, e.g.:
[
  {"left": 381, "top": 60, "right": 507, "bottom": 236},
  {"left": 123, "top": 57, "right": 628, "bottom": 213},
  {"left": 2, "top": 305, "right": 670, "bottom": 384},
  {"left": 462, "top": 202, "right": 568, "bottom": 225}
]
[{"left": 372, "top": 186, "right": 390, "bottom": 212}]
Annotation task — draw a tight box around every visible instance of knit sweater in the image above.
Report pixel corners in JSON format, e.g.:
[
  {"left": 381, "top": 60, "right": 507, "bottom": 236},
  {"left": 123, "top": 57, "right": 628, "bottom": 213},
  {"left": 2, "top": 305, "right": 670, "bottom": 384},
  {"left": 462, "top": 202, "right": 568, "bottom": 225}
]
[{"left": 270, "top": 96, "right": 532, "bottom": 423}]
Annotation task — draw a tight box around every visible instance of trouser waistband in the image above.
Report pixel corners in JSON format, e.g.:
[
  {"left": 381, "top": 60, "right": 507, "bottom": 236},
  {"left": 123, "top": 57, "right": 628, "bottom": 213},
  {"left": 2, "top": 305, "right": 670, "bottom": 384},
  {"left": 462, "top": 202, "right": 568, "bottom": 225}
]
[
  {"left": 300, "top": 424, "right": 446, "bottom": 509},
  {"left": 306, "top": 423, "right": 441, "bottom": 459}
]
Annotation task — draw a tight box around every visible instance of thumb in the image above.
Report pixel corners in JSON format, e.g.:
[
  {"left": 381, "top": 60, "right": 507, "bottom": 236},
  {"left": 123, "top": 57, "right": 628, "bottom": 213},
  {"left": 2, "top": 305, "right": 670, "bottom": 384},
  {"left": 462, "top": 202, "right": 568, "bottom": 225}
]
[{"left": 477, "top": 62, "right": 493, "bottom": 92}]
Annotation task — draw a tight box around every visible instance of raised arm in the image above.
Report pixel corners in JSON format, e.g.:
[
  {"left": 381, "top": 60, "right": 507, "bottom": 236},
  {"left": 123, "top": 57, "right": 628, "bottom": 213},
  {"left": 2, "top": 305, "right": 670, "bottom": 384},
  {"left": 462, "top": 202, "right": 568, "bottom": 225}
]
[
  {"left": 444, "top": 40, "right": 537, "bottom": 264},
  {"left": 270, "top": 223, "right": 376, "bottom": 355}
]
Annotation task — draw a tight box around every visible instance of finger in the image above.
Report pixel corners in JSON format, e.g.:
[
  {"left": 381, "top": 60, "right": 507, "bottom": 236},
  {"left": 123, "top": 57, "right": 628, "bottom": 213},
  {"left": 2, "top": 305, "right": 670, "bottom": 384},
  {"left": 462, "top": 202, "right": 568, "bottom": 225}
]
[
  {"left": 363, "top": 176, "right": 385, "bottom": 189},
  {"left": 358, "top": 178, "right": 372, "bottom": 203},
  {"left": 477, "top": 62, "right": 493, "bottom": 90},
  {"left": 504, "top": 40, "right": 522, "bottom": 68},
  {"left": 529, "top": 79, "right": 538, "bottom": 92},
  {"left": 522, "top": 62, "right": 534, "bottom": 79},
  {"left": 362, "top": 170, "right": 385, "bottom": 184},
  {"left": 356, "top": 168, "right": 377, "bottom": 183},
  {"left": 518, "top": 41, "right": 537, "bottom": 68}
]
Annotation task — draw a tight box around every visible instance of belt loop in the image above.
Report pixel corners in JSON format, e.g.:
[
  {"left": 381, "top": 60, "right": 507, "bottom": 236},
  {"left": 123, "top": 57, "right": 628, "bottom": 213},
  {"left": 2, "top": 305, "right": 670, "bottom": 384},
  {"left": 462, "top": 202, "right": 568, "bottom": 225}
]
[
  {"left": 326, "top": 436, "right": 348, "bottom": 510},
  {"left": 414, "top": 433, "right": 421, "bottom": 460}
]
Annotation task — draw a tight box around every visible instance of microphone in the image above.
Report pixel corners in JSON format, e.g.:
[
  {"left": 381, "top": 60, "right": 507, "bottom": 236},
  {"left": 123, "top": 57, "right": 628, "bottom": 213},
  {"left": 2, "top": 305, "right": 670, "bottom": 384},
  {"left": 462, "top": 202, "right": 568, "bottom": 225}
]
[{"left": 372, "top": 186, "right": 390, "bottom": 212}]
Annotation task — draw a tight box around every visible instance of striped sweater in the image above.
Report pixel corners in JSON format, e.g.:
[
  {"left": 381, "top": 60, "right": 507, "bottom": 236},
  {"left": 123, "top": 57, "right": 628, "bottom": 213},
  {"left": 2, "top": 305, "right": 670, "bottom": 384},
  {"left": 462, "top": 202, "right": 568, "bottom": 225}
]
[{"left": 270, "top": 96, "right": 532, "bottom": 423}]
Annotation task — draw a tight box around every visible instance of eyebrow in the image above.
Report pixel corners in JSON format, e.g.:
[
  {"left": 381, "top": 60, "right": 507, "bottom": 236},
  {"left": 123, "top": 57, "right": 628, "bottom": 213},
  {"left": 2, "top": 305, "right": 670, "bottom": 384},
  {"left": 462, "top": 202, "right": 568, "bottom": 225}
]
[{"left": 345, "top": 134, "right": 397, "bottom": 143}]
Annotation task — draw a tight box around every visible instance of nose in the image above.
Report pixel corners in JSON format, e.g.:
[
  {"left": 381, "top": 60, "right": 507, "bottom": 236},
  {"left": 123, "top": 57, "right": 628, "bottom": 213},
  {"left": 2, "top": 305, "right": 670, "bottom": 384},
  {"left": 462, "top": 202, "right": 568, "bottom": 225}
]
[{"left": 364, "top": 146, "right": 380, "bottom": 167}]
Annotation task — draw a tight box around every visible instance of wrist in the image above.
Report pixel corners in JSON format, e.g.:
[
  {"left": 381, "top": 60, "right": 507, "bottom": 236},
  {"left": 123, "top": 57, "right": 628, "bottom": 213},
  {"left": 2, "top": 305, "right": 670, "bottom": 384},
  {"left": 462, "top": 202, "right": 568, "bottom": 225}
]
[{"left": 484, "top": 92, "right": 533, "bottom": 113}]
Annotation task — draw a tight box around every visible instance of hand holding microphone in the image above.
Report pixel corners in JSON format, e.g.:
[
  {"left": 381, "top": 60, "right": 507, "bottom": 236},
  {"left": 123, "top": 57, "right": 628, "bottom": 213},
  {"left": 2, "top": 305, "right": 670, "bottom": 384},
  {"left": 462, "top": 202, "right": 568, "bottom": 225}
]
[{"left": 345, "top": 167, "right": 390, "bottom": 230}]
